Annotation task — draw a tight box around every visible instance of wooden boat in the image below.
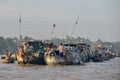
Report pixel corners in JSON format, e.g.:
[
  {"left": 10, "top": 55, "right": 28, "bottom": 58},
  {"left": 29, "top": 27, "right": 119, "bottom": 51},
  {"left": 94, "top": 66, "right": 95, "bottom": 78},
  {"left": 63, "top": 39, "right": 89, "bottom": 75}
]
[{"left": 2, "top": 59, "right": 14, "bottom": 64}]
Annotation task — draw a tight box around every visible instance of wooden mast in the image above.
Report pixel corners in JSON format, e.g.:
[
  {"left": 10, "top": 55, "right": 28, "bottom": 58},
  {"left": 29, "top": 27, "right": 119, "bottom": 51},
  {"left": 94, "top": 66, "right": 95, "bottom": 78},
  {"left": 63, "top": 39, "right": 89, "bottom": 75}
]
[{"left": 19, "top": 12, "right": 22, "bottom": 40}]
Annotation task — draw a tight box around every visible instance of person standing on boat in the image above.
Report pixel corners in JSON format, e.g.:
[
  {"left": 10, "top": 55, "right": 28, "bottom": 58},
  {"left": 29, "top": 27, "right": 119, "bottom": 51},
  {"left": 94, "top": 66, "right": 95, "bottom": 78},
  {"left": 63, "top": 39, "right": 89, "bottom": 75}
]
[
  {"left": 23, "top": 42, "right": 28, "bottom": 56},
  {"left": 17, "top": 47, "right": 24, "bottom": 63},
  {"left": 58, "top": 43, "right": 64, "bottom": 57},
  {"left": 18, "top": 47, "right": 24, "bottom": 58},
  {"left": 3, "top": 50, "right": 10, "bottom": 63}
]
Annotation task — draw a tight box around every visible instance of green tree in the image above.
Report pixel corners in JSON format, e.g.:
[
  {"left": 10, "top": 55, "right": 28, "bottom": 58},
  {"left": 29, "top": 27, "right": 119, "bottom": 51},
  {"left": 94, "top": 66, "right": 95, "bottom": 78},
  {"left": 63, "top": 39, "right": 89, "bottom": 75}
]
[{"left": 0, "top": 37, "right": 7, "bottom": 54}]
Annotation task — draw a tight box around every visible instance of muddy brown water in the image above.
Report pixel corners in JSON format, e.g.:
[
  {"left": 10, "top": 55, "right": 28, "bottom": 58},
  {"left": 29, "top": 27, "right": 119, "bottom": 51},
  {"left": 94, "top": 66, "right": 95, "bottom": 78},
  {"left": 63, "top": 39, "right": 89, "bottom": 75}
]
[{"left": 0, "top": 57, "right": 120, "bottom": 80}]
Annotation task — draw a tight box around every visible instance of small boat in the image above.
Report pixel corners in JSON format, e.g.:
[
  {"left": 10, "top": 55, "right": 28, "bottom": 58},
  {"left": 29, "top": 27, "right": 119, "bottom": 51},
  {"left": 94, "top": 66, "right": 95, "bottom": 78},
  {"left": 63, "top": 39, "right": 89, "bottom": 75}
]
[
  {"left": 91, "top": 54, "right": 103, "bottom": 62},
  {"left": 2, "top": 59, "right": 14, "bottom": 64},
  {"left": 1, "top": 55, "right": 15, "bottom": 64},
  {"left": 44, "top": 43, "right": 84, "bottom": 65}
]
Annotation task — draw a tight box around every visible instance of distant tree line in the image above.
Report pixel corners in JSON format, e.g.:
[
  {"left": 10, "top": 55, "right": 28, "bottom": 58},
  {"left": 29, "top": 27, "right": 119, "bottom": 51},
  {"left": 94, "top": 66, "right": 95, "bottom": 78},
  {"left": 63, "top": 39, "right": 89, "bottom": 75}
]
[
  {"left": 0, "top": 36, "right": 120, "bottom": 54},
  {"left": 0, "top": 36, "right": 33, "bottom": 54},
  {"left": 0, "top": 36, "right": 17, "bottom": 54}
]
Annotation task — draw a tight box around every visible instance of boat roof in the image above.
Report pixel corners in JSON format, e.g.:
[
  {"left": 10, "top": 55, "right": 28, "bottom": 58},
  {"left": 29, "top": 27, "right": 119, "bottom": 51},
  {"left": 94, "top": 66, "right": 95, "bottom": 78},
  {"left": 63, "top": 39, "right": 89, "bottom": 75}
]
[
  {"left": 64, "top": 43, "right": 77, "bottom": 47},
  {"left": 63, "top": 42, "right": 90, "bottom": 46},
  {"left": 28, "top": 40, "right": 42, "bottom": 42}
]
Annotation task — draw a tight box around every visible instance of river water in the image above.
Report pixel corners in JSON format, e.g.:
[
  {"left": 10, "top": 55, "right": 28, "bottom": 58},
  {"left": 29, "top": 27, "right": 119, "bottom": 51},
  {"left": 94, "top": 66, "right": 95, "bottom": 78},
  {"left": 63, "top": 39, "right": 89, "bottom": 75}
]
[{"left": 0, "top": 57, "right": 120, "bottom": 80}]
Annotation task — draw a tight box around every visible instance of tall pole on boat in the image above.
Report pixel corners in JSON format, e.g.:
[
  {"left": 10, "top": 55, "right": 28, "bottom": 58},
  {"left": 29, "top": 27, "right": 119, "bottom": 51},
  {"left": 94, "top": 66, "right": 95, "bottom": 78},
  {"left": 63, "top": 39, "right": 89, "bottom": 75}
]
[
  {"left": 51, "top": 24, "right": 56, "bottom": 39},
  {"left": 71, "top": 14, "right": 80, "bottom": 39},
  {"left": 19, "top": 12, "right": 22, "bottom": 40}
]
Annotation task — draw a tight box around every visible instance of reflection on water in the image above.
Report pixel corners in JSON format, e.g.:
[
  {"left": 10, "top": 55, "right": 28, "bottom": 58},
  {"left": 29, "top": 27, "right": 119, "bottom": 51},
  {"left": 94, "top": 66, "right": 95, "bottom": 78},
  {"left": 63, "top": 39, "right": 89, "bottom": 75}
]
[{"left": 0, "top": 57, "right": 120, "bottom": 80}]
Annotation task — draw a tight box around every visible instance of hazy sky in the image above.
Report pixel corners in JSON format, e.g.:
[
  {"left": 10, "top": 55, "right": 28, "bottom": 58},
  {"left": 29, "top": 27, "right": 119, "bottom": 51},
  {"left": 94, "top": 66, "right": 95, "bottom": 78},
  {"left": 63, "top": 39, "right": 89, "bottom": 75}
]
[{"left": 0, "top": 0, "right": 120, "bottom": 42}]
